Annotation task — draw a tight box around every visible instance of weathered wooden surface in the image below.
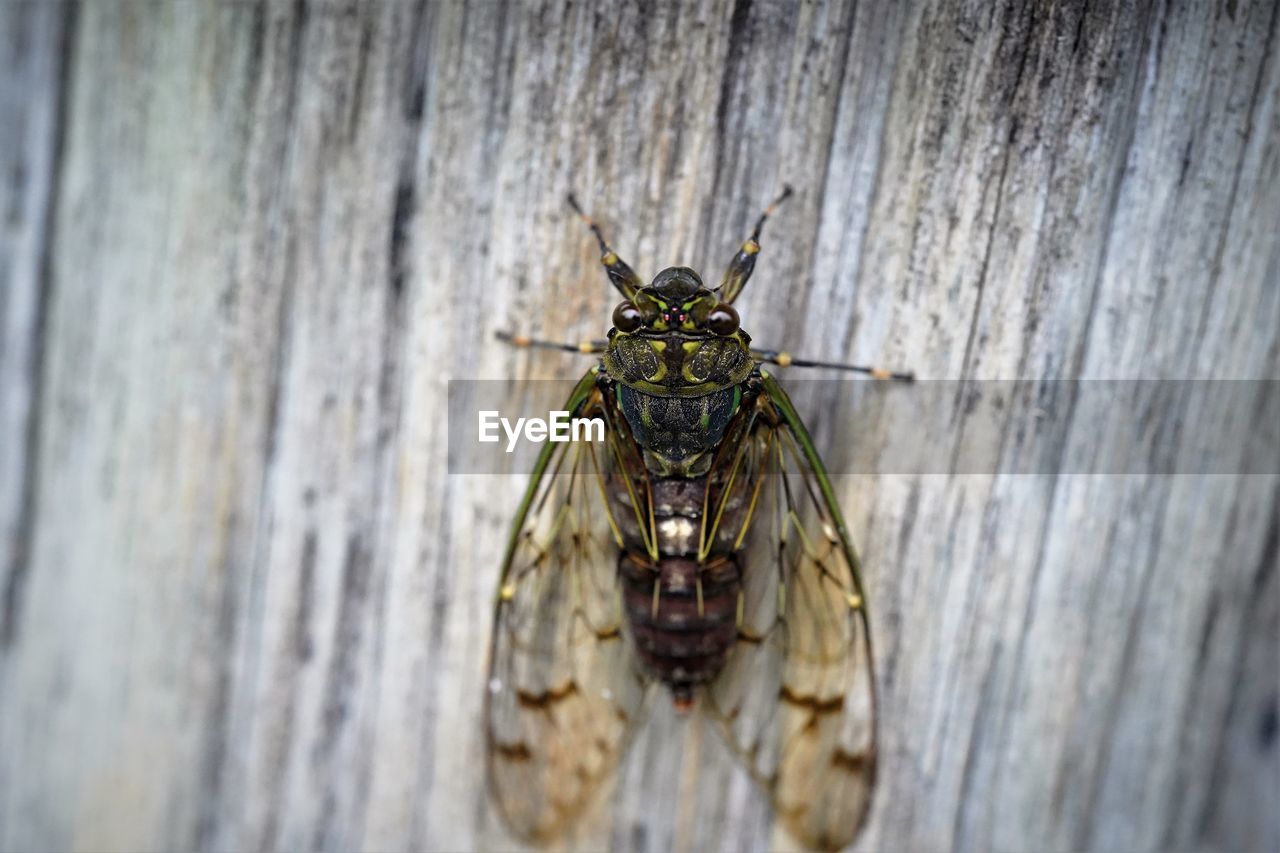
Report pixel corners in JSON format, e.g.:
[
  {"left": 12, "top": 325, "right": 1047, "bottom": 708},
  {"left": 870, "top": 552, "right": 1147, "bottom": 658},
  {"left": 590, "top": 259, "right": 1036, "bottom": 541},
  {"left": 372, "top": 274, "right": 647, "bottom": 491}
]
[{"left": 0, "top": 1, "right": 1276, "bottom": 852}]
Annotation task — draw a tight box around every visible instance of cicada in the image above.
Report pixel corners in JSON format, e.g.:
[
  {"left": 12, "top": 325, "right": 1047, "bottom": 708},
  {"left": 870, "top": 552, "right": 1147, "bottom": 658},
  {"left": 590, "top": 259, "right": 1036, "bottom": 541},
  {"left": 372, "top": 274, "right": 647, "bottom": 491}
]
[{"left": 486, "top": 189, "right": 911, "bottom": 851}]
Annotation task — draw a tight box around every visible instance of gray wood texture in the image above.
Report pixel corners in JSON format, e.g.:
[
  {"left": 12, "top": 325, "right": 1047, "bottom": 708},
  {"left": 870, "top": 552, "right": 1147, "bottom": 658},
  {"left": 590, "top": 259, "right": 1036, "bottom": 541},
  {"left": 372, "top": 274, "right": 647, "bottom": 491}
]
[{"left": 1, "top": 1, "right": 1276, "bottom": 851}]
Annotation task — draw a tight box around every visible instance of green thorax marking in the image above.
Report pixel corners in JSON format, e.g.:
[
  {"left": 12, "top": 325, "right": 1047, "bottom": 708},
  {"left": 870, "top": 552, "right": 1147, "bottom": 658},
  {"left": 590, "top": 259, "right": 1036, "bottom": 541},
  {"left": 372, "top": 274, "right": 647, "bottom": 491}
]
[{"left": 605, "top": 329, "right": 753, "bottom": 397}]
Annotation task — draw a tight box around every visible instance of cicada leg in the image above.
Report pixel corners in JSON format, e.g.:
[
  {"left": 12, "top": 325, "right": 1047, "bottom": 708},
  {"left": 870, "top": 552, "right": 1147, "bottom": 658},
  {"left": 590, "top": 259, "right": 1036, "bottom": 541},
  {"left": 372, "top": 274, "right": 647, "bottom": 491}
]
[
  {"left": 751, "top": 348, "right": 914, "bottom": 381},
  {"left": 567, "top": 194, "right": 644, "bottom": 300},
  {"left": 717, "top": 185, "right": 793, "bottom": 304},
  {"left": 495, "top": 330, "right": 608, "bottom": 355}
]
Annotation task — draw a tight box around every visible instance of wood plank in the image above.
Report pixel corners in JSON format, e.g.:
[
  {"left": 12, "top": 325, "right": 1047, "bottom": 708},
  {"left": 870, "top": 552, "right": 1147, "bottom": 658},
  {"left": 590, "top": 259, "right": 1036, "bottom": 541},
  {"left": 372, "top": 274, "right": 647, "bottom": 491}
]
[{"left": 1, "top": 2, "right": 1275, "bottom": 852}]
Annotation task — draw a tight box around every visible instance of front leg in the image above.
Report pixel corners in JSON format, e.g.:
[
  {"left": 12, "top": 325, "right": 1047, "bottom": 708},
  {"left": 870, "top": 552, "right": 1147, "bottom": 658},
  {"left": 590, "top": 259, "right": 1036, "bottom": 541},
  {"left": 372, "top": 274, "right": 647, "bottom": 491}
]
[
  {"left": 751, "top": 348, "right": 914, "bottom": 381},
  {"left": 496, "top": 330, "right": 608, "bottom": 355}
]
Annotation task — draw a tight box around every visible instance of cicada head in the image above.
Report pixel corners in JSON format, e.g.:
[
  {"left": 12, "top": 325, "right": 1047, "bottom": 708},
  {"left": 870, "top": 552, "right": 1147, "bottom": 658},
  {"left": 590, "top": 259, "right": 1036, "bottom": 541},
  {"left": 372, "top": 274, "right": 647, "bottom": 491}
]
[{"left": 603, "top": 266, "right": 754, "bottom": 397}]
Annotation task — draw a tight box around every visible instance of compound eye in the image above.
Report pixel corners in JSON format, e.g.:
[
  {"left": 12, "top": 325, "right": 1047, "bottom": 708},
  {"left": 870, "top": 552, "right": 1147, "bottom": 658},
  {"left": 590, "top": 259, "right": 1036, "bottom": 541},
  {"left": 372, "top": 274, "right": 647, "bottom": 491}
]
[
  {"left": 613, "top": 301, "right": 644, "bottom": 333},
  {"left": 706, "top": 304, "right": 740, "bottom": 336}
]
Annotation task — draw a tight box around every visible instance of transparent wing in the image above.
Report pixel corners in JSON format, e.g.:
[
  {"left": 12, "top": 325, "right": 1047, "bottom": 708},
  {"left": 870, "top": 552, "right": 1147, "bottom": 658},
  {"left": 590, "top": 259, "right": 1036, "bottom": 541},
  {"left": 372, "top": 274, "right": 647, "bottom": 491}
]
[
  {"left": 485, "top": 369, "right": 653, "bottom": 842},
  {"left": 704, "top": 372, "right": 877, "bottom": 851}
]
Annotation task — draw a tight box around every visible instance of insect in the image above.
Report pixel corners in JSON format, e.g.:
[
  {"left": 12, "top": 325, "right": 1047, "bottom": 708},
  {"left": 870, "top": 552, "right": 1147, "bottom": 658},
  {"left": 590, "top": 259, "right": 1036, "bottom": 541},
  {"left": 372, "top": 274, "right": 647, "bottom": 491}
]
[{"left": 486, "top": 188, "right": 911, "bottom": 851}]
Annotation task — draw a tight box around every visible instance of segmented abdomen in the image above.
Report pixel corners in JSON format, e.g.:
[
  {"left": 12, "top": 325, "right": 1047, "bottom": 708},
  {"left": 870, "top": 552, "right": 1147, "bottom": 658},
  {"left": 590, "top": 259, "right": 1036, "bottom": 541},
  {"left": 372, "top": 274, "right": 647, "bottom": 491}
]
[
  {"left": 609, "top": 476, "right": 744, "bottom": 693},
  {"left": 619, "top": 553, "right": 740, "bottom": 691}
]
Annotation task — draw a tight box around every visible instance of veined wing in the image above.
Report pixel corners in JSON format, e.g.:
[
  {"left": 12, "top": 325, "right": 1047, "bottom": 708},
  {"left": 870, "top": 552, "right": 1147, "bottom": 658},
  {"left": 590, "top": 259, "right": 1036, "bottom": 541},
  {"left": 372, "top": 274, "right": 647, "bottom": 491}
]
[
  {"left": 485, "top": 368, "right": 654, "bottom": 842},
  {"left": 704, "top": 372, "right": 877, "bottom": 851}
]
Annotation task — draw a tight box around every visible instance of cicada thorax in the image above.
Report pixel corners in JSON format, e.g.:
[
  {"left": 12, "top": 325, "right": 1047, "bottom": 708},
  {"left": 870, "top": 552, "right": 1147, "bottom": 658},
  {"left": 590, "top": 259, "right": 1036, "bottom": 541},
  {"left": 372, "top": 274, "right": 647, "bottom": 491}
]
[
  {"left": 605, "top": 334, "right": 753, "bottom": 478},
  {"left": 603, "top": 267, "right": 754, "bottom": 476},
  {"left": 614, "top": 387, "right": 739, "bottom": 475},
  {"left": 600, "top": 268, "right": 763, "bottom": 701}
]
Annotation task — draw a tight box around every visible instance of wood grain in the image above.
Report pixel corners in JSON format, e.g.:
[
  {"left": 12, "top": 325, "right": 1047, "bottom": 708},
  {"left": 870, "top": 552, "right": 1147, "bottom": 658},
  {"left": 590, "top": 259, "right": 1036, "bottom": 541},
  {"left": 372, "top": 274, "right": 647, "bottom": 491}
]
[{"left": 0, "top": 1, "right": 1276, "bottom": 852}]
